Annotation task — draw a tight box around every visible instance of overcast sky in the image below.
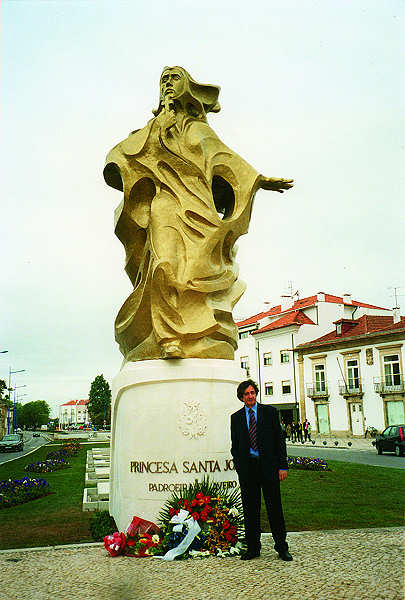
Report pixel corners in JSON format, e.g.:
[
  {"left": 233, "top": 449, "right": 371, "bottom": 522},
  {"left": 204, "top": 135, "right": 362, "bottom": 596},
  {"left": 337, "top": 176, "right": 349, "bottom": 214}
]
[{"left": 1, "top": 0, "right": 403, "bottom": 417}]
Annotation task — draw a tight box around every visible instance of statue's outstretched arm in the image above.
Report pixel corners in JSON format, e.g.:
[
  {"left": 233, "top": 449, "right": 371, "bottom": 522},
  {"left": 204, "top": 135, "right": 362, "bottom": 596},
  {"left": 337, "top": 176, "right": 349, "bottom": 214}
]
[{"left": 259, "top": 176, "right": 294, "bottom": 193}]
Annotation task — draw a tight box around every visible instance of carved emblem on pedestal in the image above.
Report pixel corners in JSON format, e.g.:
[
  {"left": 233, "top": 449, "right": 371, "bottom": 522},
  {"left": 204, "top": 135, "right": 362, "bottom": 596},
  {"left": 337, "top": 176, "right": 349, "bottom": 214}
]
[
  {"left": 178, "top": 399, "right": 207, "bottom": 439},
  {"left": 366, "top": 348, "right": 374, "bottom": 365}
]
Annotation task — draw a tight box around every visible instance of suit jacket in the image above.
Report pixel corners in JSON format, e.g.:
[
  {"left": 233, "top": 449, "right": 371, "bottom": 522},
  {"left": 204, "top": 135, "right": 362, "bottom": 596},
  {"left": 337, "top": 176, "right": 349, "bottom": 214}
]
[{"left": 231, "top": 403, "right": 288, "bottom": 482}]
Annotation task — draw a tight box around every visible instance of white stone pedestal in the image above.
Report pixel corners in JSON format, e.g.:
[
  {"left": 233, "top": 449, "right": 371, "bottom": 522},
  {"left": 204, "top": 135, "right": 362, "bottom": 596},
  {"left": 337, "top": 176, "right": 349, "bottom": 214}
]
[{"left": 109, "top": 358, "right": 244, "bottom": 532}]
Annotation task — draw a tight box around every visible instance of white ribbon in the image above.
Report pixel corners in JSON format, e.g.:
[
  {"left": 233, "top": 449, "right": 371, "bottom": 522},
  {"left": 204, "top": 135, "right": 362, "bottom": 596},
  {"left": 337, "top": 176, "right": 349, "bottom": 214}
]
[{"left": 158, "top": 509, "right": 201, "bottom": 561}]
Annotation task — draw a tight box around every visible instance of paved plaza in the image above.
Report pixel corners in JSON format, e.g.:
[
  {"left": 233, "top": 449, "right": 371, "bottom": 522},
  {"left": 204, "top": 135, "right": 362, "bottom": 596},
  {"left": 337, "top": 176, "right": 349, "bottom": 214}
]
[{"left": 1, "top": 527, "right": 403, "bottom": 600}]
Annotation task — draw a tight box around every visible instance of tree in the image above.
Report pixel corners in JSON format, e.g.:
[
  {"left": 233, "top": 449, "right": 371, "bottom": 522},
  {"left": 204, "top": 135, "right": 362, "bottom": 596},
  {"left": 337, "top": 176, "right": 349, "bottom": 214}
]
[
  {"left": 88, "top": 374, "right": 111, "bottom": 428},
  {"left": 19, "top": 400, "right": 50, "bottom": 429},
  {"left": 0, "top": 379, "right": 9, "bottom": 435},
  {"left": 0, "top": 379, "right": 8, "bottom": 402}
]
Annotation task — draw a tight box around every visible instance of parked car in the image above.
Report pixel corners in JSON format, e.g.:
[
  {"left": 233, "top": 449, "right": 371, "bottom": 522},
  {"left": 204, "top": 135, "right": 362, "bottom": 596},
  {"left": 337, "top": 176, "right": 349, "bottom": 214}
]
[
  {"left": 375, "top": 425, "right": 405, "bottom": 456},
  {"left": 33, "top": 432, "right": 40, "bottom": 437},
  {"left": 0, "top": 434, "right": 24, "bottom": 452}
]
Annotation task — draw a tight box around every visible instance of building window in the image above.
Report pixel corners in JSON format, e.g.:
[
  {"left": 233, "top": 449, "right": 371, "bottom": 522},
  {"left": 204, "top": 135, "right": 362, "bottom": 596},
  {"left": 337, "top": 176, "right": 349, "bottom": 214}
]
[
  {"left": 314, "top": 364, "right": 326, "bottom": 392},
  {"left": 282, "top": 380, "right": 291, "bottom": 394},
  {"left": 239, "top": 331, "right": 249, "bottom": 340},
  {"left": 336, "top": 323, "right": 342, "bottom": 335},
  {"left": 280, "top": 351, "right": 290, "bottom": 364},
  {"left": 240, "top": 356, "right": 249, "bottom": 374},
  {"left": 263, "top": 352, "right": 272, "bottom": 366},
  {"left": 346, "top": 358, "right": 360, "bottom": 389},
  {"left": 384, "top": 354, "right": 401, "bottom": 386},
  {"left": 265, "top": 382, "right": 273, "bottom": 396}
]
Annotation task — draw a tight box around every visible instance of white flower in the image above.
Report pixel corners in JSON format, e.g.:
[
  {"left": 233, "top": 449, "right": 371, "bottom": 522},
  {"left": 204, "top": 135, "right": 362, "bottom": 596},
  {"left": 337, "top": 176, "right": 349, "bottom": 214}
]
[
  {"left": 228, "top": 507, "right": 239, "bottom": 517},
  {"left": 189, "top": 550, "right": 210, "bottom": 558},
  {"left": 152, "top": 534, "right": 160, "bottom": 544}
]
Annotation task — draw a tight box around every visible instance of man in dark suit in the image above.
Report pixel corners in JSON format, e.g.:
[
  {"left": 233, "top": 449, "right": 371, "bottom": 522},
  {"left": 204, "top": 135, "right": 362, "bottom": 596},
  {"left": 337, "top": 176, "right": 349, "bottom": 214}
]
[{"left": 231, "top": 379, "right": 292, "bottom": 561}]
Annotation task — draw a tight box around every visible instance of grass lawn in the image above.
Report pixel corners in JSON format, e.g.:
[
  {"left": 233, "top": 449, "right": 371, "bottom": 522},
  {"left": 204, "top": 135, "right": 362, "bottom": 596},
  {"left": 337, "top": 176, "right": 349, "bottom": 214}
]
[
  {"left": 261, "top": 460, "right": 405, "bottom": 533},
  {"left": 0, "top": 441, "right": 109, "bottom": 550},
  {"left": 0, "top": 448, "right": 403, "bottom": 550}
]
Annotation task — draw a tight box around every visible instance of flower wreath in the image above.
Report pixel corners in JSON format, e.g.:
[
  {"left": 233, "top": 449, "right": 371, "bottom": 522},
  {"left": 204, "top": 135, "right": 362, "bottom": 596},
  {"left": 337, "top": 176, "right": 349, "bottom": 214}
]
[{"left": 104, "top": 477, "right": 244, "bottom": 559}]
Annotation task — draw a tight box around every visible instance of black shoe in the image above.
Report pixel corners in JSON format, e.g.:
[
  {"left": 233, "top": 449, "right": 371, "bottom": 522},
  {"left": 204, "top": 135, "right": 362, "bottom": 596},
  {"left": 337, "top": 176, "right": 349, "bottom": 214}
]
[
  {"left": 278, "top": 550, "right": 293, "bottom": 561},
  {"left": 240, "top": 550, "right": 260, "bottom": 561}
]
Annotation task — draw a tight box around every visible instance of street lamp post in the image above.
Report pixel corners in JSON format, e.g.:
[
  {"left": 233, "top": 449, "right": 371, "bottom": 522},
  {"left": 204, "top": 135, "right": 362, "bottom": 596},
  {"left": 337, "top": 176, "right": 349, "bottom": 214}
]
[
  {"left": 13, "top": 385, "right": 27, "bottom": 432},
  {"left": 8, "top": 368, "right": 25, "bottom": 433},
  {"left": 15, "top": 393, "right": 28, "bottom": 431}
]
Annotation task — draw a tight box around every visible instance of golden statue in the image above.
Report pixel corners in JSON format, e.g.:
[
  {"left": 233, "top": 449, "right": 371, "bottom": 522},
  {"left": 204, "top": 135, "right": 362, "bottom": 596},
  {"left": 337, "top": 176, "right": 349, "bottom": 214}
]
[{"left": 104, "top": 66, "right": 293, "bottom": 362}]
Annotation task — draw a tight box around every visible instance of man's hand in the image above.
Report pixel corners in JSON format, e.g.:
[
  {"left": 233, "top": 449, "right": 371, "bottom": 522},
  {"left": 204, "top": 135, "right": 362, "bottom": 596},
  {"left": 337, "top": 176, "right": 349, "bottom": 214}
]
[
  {"left": 279, "top": 469, "right": 287, "bottom": 482},
  {"left": 259, "top": 176, "right": 294, "bottom": 193}
]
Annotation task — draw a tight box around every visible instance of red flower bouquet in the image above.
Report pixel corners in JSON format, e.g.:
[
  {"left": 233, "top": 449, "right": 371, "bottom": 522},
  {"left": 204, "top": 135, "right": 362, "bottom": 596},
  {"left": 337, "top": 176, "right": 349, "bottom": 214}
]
[{"left": 104, "top": 531, "right": 126, "bottom": 557}]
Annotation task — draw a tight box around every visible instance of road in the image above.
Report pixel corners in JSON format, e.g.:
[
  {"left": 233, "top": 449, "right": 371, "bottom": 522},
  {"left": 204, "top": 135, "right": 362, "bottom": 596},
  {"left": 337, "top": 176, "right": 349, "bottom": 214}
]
[
  {"left": 287, "top": 444, "right": 405, "bottom": 469},
  {"left": 0, "top": 432, "right": 49, "bottom": 465},
  {"left": 1, "top": 433, "right": 403, "bottom": 469}
]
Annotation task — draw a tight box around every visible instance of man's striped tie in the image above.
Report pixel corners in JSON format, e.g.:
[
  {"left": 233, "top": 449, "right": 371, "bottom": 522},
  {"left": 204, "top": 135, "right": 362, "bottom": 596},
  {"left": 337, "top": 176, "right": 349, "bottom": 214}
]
[{"left": 248, "top": 408, "right": 258, "bottom": 452}]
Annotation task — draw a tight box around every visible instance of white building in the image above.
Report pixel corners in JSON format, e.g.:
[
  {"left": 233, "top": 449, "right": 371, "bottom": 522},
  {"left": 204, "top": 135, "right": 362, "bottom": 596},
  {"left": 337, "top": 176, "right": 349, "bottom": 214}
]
[
  {"left": 296, "top": 311, "right": 405, "bottom": 435},
  {"left": 59, "top": 399, "right": 89, "bottom": 428},
  {"left": 235, "top": 292, "right": 392, "bottom": 425}
]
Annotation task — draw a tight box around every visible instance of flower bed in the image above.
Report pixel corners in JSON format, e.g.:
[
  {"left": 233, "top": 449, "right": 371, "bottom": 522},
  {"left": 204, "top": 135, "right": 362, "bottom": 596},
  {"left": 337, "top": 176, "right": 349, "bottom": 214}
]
[
  {"left": 287, "top": 456, "right": 330, "bottom": 471},
  {"left": 104, "top": 478, "right": 244, "bottom": 560},
  {"left": 0, "top": 477, "right": 51, "bottom": 508},
  {"left": 45, "top": 440, "right": 80, "bottom": 462},
  {"left": 25, "top": 458, "right": 70, "bottom": 473}
]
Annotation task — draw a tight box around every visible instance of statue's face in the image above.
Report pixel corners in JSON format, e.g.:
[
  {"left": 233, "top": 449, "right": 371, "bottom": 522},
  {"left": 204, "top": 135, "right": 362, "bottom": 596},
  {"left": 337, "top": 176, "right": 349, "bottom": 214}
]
[{"left": 160, "top": 68, "right": 185, "bottom": 102}]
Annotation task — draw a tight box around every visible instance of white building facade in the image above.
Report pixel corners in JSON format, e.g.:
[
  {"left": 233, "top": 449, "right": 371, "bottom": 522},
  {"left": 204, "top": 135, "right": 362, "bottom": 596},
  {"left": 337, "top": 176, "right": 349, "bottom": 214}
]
[
  {"left": 59, "top": 399, "right": 89, "bottom": 428},
  {"left": 236, "top": 292, "right": 392, "bottom": 426},
  {"left": 296, "top": 313, "right": 405, "bottom": 435}
]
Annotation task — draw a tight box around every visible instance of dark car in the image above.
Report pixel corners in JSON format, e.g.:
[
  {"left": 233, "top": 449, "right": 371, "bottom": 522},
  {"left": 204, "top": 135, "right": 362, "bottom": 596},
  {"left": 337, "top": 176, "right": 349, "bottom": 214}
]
[
  {"left": 33, "top": 432, "right": 40, "bottom": 437},
  {"left": 375, "top": 425, "right": 405, "bottom": 456},
  {"left": 0, "top": 434, "right": 24, "bottom": 452}
]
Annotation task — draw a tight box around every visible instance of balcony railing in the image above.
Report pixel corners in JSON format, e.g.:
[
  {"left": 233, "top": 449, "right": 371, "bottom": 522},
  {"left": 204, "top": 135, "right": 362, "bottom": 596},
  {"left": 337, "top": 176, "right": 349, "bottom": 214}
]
[
  {"left": 374, "top": 375, "right": 405, "bottom": 395},
  {"left": 338, "top": 380, "right": 363, "bottom": 396},
  {"left": 306, "top": 383, "right": 329, "bottom": 398}
]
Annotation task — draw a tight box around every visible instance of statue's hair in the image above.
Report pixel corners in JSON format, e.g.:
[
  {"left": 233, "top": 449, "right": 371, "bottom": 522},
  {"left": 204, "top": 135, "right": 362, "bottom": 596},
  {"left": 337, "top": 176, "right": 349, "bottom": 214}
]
[{"left": 153, "top": 66, "right": 221, "bottom": 117}]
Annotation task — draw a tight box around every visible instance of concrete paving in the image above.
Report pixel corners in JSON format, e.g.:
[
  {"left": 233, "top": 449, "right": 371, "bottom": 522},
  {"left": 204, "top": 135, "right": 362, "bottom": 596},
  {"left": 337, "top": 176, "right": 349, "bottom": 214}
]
[{"left": 0, "top": 527, "right": 403, "bottom": 600}]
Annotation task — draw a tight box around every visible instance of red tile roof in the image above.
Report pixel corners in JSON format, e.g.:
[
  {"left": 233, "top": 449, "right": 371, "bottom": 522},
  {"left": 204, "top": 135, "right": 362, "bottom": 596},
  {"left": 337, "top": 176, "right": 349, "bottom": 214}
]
[
  {"left": 236, "top": 293, "right": 388, "bottom": 328},
  {"left": 253, "top": 310, "right": 316, "bottom": 334},
  {"left": 60, "top": 399, "right": 89, "bottom": 406},
  {"left": 298, "top": 315, "right": 405, "bottom": 348}
]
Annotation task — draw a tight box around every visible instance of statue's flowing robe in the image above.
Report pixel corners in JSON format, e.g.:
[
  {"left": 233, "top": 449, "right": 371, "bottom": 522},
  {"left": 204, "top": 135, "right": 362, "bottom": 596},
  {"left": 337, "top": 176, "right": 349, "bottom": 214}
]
[{"left": 104, "top": 110, "right": 261, "bottom": 361}]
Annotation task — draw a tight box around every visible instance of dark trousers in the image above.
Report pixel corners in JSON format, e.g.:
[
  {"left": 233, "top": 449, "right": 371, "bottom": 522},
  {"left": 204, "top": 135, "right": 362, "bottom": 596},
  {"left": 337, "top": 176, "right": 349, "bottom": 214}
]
[{"left": 239, "top": 457, "right": 288, "bottom": 553}]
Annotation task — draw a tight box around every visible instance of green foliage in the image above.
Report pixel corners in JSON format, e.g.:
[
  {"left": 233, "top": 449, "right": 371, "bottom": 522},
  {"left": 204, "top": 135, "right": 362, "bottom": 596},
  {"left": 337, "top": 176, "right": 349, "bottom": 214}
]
[
  {"left": 18, "top": 400, "right": 50, "bottom": 429},
  {"left": 0, "top": 379, "right": 8, "bottom": 403},
  {"left": 88, "top": 374, "right": 111, "bottom": 427},
  {"left": 90, "top": 510, "right": 117, "bottom": 541}
]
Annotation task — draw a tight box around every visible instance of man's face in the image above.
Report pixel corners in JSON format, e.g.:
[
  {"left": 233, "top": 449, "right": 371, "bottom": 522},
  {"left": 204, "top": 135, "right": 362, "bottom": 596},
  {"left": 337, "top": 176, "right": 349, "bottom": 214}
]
[
  {"left": 160, "top": 69, "right": 185, "bottom": 102},
  {"left": 242, "top": 385, "right": 257, "bottom": 409}
]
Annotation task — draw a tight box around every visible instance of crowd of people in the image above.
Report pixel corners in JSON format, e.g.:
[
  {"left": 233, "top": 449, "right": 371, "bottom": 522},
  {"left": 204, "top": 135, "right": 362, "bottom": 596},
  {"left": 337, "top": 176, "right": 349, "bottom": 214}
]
[{"left": 281, "top": 419, "right": 311, "bottom": 442}]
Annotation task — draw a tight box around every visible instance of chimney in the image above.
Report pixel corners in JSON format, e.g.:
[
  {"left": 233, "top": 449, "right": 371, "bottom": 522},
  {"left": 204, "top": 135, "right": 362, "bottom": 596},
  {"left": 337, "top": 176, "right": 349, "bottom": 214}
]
[
  {"left": 343, "top": 293, "right": 352, "bottom": 305},
  {"left": 393, "top": 307, "right": 401, "bottom": 324},
  {"left": 263, "top": 301, "right": 272, "bottom": 313},
  {"left": 281, "top": 295, "right": 294, "bottom": 312}
]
